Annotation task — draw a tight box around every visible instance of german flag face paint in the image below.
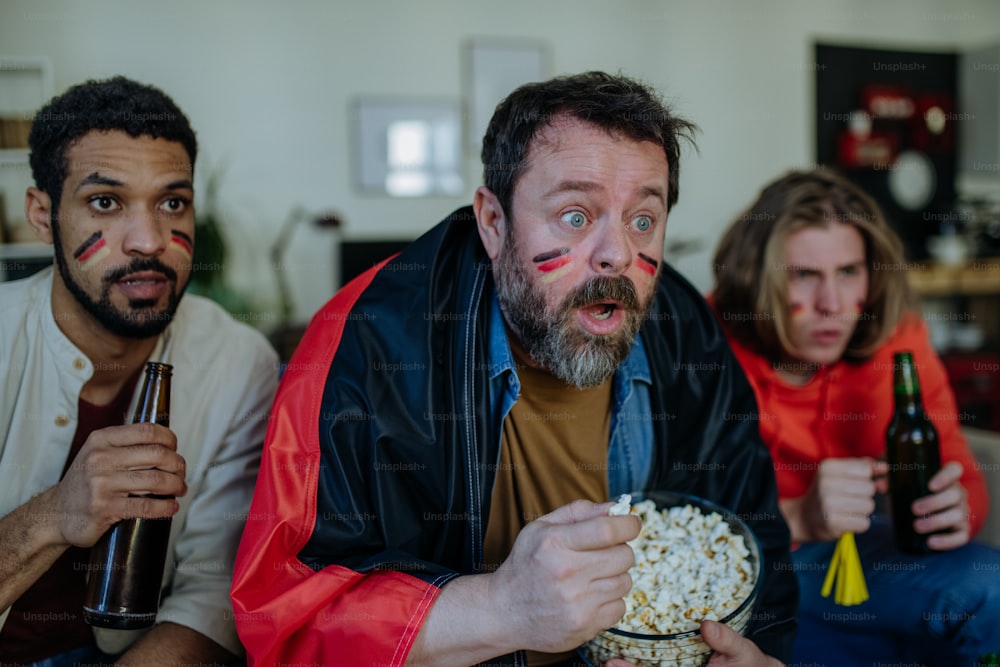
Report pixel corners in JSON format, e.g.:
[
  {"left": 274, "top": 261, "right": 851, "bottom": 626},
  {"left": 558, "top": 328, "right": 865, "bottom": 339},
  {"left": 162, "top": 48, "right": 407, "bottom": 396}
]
[
  {"left": 636, "top": 253, "right": 659, "bottom": 277},
  {"left": 855, "top": 300, "right": 865, "bottom": 316},
  {"left": 790, "top": 302, "right": 805, "bottom": 318},
  {"left": 533, "top": 248, "right": 572, "bottom": 284},
  {"left": 170, "top": 230, "right": 193, "bottom": 260},
  {"left": 73, "top": 231, "right": 110, "bottom": 270}
]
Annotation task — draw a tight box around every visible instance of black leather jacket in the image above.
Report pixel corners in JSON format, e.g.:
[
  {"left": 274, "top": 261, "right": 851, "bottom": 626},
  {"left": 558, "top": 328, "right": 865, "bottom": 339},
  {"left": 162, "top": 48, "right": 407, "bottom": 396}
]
[{"left": 232, "top": 207, "right": 797, "bottom": 666}]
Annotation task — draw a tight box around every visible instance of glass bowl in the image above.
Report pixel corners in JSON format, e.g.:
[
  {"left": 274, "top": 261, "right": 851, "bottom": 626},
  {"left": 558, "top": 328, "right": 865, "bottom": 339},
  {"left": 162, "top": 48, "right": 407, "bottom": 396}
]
[{"left": 579, "top": 490, "right": 763, "bottom": 667}]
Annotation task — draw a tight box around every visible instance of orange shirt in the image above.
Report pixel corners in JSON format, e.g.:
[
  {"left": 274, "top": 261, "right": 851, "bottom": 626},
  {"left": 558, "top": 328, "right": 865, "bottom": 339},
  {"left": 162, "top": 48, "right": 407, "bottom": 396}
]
[{"left": 718, "top": 312, "right": 988, "bottom": 537}]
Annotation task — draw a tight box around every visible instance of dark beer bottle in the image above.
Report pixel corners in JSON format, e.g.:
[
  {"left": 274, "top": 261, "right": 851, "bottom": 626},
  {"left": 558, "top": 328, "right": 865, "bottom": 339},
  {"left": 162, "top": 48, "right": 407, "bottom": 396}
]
[
  {"left": 83, "top": 362, "right": 174, "bottom": 629},
  {"left": 885, "top": 351, "right": 942, "bottom": 555}
]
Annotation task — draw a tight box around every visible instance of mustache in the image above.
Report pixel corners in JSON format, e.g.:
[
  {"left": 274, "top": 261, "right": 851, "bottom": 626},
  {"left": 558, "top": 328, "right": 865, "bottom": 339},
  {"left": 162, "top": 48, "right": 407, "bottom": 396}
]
[
  {"left": 104, "top": 258, "right": 178, "bottom": 284},
  {"left": 564, "top": 275, "right": 639, "bottom": 311}
]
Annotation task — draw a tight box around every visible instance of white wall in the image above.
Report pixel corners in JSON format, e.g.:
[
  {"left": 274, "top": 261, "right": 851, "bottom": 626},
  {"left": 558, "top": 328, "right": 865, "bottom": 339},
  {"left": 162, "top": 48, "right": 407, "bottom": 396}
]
[{"left": 2, "top": 0, "right": 998, "bottom": 322}]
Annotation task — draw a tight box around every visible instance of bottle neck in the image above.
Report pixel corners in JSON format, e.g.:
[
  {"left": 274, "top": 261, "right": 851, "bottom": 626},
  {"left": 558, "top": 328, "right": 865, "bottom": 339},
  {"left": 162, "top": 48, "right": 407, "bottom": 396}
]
[
  {"left": 894, "top": 391, "right": 923, "bottom": 414},
  {"left": 892, "top": 353, "right": 921, "bottom": 415}
]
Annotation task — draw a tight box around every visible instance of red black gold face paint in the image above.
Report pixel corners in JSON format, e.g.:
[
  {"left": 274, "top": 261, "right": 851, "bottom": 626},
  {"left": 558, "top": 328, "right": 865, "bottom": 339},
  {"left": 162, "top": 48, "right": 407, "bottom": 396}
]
[
  {"left": 790, "top": 303, "right": 804, "bottom": 317},
  {"left": 170, "top": 230, "right": 193, "bottom": 260},
  {"left": 73, "top": 231, "right": 109, "bottom": 270},
  {"left": 533, "top": 247, "right": 572, "bottom": 284},
  {"left": 636, "top": 253, "right": 658, "bottom": 276}
]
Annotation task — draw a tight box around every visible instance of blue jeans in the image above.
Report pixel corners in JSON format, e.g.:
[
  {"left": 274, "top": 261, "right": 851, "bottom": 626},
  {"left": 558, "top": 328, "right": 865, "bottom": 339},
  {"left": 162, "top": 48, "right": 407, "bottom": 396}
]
[
  {"left": 21, "top": 644, "right": 118, "bottom": 667},
  {"left": 791, "top": 517, "right": 1000, "bottom": 666}
]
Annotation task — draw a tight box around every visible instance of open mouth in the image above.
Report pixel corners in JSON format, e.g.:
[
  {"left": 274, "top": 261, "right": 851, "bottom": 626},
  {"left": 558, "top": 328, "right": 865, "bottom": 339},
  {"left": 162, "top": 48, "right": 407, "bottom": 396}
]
[
  {"left": 565, "top": 276, "right": 639, "bottom": 336},
  {"left": 590, "top": 302, "right": 618, "bottom": 321},
  {"left": 115, "top": 271, "right": 170, "bottom": 300},
  {"left": 578, "top": 300, "right": 627, "bottom": 335}
]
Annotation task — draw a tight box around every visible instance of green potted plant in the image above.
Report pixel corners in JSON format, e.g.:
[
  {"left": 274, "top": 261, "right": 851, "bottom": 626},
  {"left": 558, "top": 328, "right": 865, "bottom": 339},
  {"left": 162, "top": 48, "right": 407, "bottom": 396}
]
[{"left": 188, "top": 162, "right": 257, "bottom": 320}]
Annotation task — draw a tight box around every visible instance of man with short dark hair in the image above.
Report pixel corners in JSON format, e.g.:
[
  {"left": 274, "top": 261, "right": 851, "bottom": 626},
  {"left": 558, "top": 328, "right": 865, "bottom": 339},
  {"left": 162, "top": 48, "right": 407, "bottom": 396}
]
[
  {"left": 233, "top": 71, "right": 796, "bottom": 666},
  {"left": 0, "top": 76, "right": 278, "bottom": 666}
]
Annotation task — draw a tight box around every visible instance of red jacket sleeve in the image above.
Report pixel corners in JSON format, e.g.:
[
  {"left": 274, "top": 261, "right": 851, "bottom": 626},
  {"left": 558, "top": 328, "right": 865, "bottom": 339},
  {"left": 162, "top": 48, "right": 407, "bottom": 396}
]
[{"left": 230, "top": 262, "right": 441, "bottom": 666}]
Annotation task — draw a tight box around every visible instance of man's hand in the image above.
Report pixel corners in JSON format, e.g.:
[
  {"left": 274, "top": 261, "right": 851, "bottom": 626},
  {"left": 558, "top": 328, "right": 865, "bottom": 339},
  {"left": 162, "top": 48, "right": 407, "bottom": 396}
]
[
  {"left": 913, "top": 461, "right": 971, "bottom": 551},
  {"left": 0, "top": 422, "right": 186, "bottom": 610},
  {"left": 703, "top": 620, "right": 783, "bottom": 666},
  {"left": 406, "top": 499, "right": 640, "bottom": 666},
  {"left": 780, "top": 457, "right": 886, "bottom": 543},
  {"left": 48, "top": 422, "right": 187, "bottom": 547},
  {"left": 603, "top": 621, "right": 782, "bottom": 667},
  {"left": 490, "top": 499, "right": 640, "bottom": 654}
]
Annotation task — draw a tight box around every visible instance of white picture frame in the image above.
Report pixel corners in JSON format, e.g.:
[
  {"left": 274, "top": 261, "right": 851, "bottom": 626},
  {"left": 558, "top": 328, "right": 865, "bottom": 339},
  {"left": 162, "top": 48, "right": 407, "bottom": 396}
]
[
  {"left": 463, "top": 38, "right": 551, "bottom": 152},
  {"left": 352, "top": 97, "right": 464, "bottom": 197}
]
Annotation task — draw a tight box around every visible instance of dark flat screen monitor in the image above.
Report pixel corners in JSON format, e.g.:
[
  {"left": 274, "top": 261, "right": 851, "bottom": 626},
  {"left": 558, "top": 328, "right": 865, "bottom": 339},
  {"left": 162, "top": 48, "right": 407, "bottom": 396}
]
[
  {"left": 338, "top": 239, "right": 413, "bottom": 288},
  {"left": 1, "top": 246, "right": 52, "bottom": 282}
]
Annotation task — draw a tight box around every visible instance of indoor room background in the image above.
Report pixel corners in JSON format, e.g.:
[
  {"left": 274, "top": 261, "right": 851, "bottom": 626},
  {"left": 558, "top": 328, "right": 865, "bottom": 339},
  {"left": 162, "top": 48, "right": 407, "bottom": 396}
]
[{"left": 1, "top": 0, "right": 998, "bottom": 331}]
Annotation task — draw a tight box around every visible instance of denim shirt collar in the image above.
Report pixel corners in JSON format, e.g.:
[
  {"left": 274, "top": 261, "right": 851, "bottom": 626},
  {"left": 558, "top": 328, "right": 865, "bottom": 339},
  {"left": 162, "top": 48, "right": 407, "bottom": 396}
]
[
  {"left": 488, "top": 292, "right": 517, "bottom": 384},
  {"left": 613, "top": 325, "right": 652, "bottom": 406},
  {"left": 487, "top": 290, "right": 652, "bottom": 413}
]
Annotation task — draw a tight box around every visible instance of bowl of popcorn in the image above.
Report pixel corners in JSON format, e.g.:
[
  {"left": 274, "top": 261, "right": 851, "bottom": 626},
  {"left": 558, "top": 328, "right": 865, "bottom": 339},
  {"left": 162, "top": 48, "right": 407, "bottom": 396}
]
[{"left": 580, "top": 491, "right": 762, "bottom": 667}]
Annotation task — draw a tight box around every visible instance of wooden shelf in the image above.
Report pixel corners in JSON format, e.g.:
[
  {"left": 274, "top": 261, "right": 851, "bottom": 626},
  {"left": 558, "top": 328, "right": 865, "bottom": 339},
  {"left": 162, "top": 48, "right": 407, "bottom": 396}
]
[
  {"left": 0, "top": 57, "right": 51, "bottom": 246},
  {"left": 908, "top": 258, "right": 1000, "bottom": 296}
]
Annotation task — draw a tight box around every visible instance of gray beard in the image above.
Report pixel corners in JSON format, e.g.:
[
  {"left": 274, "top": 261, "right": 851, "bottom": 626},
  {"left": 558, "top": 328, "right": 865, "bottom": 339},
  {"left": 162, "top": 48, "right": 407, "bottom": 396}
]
[{"left": 493, "top": 233, "right": 651, "bottom": 389}]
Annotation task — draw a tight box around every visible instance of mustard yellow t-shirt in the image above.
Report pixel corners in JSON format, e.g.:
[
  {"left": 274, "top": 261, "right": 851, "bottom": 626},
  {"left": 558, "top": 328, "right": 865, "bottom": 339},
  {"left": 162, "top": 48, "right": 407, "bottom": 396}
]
[{"left": 483, "top": 338, "right": 612, "bottom": 666}]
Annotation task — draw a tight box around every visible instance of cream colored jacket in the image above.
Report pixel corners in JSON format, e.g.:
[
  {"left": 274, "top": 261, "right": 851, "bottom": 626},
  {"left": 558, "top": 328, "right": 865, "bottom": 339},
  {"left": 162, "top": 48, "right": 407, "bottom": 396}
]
[{"left": 0, "top": 268, "right": 278, "bottom": 656}]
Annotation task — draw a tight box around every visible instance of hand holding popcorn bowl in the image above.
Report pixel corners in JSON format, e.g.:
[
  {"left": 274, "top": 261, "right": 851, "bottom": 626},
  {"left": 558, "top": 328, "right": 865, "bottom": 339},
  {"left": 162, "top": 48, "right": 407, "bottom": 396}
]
[{"left": 580, "top": 491, "right": 763, "bottom": 667}]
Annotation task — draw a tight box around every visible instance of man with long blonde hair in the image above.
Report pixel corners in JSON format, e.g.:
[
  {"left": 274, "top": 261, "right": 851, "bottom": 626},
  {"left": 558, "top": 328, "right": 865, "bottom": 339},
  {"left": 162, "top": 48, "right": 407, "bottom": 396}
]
[{"left": 712, "top": 168, "right": 1000, "bottom": 664}]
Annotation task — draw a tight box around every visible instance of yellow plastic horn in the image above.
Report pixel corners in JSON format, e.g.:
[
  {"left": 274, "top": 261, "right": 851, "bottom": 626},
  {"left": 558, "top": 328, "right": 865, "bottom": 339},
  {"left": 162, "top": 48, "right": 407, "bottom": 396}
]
[{"left": 821, "top": 532, "right": 869, "bottom": 606}]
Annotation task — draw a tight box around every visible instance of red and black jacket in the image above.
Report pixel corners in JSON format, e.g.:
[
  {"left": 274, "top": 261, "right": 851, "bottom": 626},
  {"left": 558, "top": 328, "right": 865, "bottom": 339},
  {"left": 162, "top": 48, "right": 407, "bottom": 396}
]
[{"left": 231, "top": 207, "right": 797, "bottom": 666}]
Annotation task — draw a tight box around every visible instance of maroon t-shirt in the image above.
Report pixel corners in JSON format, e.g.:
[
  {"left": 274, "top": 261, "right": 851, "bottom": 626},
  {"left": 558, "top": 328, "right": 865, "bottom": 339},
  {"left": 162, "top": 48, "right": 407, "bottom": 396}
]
[{"left": 0, "top": 370, "right": 141, "bottom": 664}]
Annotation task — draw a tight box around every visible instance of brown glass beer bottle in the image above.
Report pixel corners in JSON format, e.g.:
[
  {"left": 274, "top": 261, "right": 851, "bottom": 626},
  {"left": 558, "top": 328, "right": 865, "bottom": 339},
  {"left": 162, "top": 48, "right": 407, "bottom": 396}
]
[
  {"left": 83, "top": 362, "right": 174, "bottom": 629},
  {"left": 885, "top": 351, "right": 942, "bottom": 555}
]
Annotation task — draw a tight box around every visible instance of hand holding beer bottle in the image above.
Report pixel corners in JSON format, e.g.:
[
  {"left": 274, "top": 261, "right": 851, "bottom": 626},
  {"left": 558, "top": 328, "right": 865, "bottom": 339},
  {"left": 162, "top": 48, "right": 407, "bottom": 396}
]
[
  {"left": 886, "top": 351, "right": 971, "bottom": 553},
  {"left": 82, "top": 362, "right": 184, "bottom": 628},
  {"left": 44, "top": 369, "right": 186, "bottom": 550}
]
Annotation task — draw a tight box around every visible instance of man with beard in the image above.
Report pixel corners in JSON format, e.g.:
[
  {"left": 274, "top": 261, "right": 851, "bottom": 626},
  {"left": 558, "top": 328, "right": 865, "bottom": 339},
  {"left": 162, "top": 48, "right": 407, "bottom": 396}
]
[
  {"left": 0, "top": 77, "right": 278, "bottom": 666},
  {"left": 232, "top": 72, "right": 796, "bottom": 667}
]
